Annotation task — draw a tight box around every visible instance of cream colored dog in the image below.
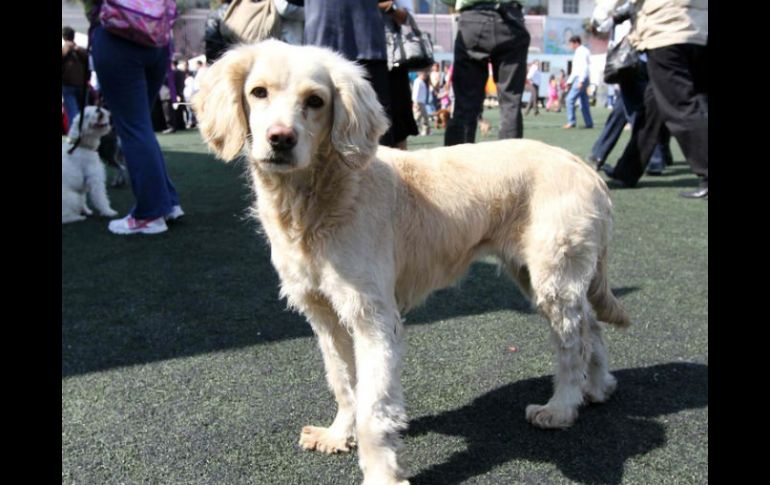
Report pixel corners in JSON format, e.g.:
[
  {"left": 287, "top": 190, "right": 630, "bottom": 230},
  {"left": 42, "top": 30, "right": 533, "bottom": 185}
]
[{"left": 193, "top": 40, "right": 630, "bottom": 485}]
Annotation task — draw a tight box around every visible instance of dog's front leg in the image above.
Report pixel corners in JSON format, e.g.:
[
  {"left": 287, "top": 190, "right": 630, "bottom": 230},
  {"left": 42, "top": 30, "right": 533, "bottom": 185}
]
[
  {"left": 299, "top": 299, "right": 357, "bottom": 454},
  {"left": 85, "top": 163, "right": 117, "bottom": 217},
  {"left": 350, "top": 305, "right": 409, "bottom": 485}
]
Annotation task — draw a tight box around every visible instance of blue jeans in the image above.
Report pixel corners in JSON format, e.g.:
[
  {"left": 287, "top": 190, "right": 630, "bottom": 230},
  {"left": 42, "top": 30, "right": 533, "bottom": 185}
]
[
  {"left": 62, "top": 85, "right": 81, "bottom": 130},
  {"left": 565, "top": 80, "right": 593, "bottom": 127},
  {"left": 91, "top": 25, "right": 179, "bottom": 220}
]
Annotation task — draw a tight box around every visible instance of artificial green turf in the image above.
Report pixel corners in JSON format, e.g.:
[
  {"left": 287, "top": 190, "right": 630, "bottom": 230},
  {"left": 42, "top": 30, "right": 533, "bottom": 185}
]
[{"left": 62, "top": 107, "right": 707, "bottom": 484}]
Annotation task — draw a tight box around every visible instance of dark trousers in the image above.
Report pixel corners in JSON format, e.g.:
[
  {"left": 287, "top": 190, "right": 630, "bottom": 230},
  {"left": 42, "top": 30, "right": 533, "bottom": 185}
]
[
  {"left": 445, "top": 5, "right": 530, "bottom": 145},
  {"left": 590, "top": 77, "right": 671, "bottom": 167},
  {"left": 613, "top": 43, "right": 708, "bottom": 187},
  {"left": 360, "top": 60, "right": 396, "bottom": 148},
  {"left": 91, "top": 25, "right": 180, "bottom": 219}
]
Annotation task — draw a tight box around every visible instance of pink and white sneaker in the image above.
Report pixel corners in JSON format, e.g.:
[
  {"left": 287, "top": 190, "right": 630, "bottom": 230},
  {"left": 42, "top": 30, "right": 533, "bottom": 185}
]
[{"left": 108, "top": 214, "right": 168, "bottom": 235}]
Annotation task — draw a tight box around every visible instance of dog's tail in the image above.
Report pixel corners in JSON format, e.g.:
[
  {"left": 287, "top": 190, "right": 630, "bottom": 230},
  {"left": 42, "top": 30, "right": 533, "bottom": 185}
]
[{"left": 587, "top": 249, "right": 631, "bottom": 328}]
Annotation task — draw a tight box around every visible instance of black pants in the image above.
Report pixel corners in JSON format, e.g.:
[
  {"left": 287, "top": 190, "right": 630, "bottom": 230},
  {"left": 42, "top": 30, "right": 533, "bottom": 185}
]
[
  {"left": 445, "top": 5, "right": 530, "bottom": 146},
  {"left": 613, "top": 43, "right": 708, "bottom": 187},
  {"left": 360, "top": 60, "right": 396, "bottom": 148}
]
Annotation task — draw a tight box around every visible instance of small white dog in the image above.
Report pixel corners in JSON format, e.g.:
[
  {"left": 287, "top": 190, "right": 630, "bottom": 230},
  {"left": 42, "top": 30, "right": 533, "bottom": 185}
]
[{"left": 62, "top": 106, "right": 118, "bottom": 224}]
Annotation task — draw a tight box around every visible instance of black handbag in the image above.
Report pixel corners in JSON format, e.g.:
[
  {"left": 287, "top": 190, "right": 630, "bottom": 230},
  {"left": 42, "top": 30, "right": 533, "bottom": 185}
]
[
  {"left": 385, "top": 11, "right": 434, "bottom": 71},
  {"left": 603, "top": 36, "right": 640, "bottom": 84}
]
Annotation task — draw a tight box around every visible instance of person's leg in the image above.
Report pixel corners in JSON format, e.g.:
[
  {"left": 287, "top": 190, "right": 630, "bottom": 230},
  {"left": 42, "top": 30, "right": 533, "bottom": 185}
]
[
  {"left": 491, "top": 6, "right": 529, "bottom": 138},
  {"left": 608, "top": 81, "right": 666, "bottom": 186},
  {"left": 360, "top": 60, "right": 395, "bottom": 148},
  {"left": 91, "top": 25, "right": 175, "bottom": 220},
  {"left": 578, "top": 83, "right": 594, "bottom": 127},
  {"left": 565, "top": 83, "right": 579, "bottom": 127},
  {"left": 445, "top": 12, "right": 489, "bottom": 146},
  {"left": 62, "top": 85, "right": 81, "bottom": 130},
  {"left": 589, "top": 94, "right": 627, "bottom": 166},
  {"left": 646, "top": 44, "right": 708, "bottom": 189}
]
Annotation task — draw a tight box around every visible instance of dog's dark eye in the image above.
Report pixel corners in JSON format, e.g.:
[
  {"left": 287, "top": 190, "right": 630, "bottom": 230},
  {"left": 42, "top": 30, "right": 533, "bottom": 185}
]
[
  {"left": 306, "top": 95, "right": 324, "bottom": 109},
  {"left": 252, "top": 87, "right": 268, "bottom": 99}
]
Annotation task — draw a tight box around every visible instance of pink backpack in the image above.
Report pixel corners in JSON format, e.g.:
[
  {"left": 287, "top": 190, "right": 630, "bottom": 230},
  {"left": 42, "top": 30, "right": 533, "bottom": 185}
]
[{"left": 99, "top": 0, "right": 178, "bottom": 48}]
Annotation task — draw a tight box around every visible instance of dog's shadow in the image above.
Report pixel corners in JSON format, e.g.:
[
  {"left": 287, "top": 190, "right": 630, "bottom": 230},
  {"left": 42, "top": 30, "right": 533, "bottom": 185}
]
[{"left": 406, "top": 362, "right": 708, "bottom": 485}]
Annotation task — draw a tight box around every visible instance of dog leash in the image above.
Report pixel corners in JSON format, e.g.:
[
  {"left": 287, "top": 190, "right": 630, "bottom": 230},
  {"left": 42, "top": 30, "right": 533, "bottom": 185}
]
[{"left": 67, "top": 23, "right": 95, "bottom": 156}]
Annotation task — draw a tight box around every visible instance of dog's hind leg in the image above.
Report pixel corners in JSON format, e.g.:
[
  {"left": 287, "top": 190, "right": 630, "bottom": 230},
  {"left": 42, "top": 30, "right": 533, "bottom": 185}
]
[
  {"left": 85, "top": 163, "right": 117, "bottom": 217},
  {"left": 582, "top": 313, "right": 617, "bottom": 403},
  {"left": 62, "top": 191, "right": 87, "bottom": 224},
  {"left": 524, "top": 246, "right": 596, "bottom": 429},
  {"left": 298, "top": 295, "right": 358, "bottom": 454}
]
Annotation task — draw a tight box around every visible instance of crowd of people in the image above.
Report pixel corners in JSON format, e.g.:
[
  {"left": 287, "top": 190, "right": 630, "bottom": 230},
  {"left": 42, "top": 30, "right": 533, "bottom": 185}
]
[{"left": 62, "top": 0, "right": 708, "bottom": 235}]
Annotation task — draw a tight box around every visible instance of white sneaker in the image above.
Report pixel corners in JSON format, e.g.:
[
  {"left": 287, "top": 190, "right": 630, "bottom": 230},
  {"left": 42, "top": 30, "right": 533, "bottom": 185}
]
[
  {"left": 108, "top": 214, "right": 168, "bottom": 235},
  {"left": 165, "top": 205, "right": 185, "bottom": 221}
]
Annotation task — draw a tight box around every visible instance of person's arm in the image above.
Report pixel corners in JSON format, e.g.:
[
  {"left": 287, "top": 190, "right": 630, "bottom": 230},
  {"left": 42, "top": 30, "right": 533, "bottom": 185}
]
[
  {"left": 378, "top": 1, "right": 408, "bottom": 26},
  {"left": 577, "top": 48, "right": 590, "bottom": 87}
]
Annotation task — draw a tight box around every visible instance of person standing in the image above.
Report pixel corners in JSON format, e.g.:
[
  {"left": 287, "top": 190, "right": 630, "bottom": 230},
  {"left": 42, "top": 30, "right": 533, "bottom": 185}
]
[
  {"left": 412, "top": 70, "right": 432, "bottom": 136},
  {"left": 62, "top": 26, "right": 90, "bottom": 127},
  {"left": 86, "top": 0, "right": 183, "bottom": 234},
  {"left": 304, "top": 0, "right": 397, "bottom": 147},
  {"left": 524, "top": 59, "right": 540, "bottom": 115},
  {"left": 546, "top": 75, "right": 560, "bottom": 112},
  {"left": 563, "top": 35, "right": 594, "bottom": 129},
  {"left": 593, "top": 0, "right": 708, "bottom": 198},
  {"left": 379, "top": 0, "right": 419, "bottom": 149},
  {"left": 441, "top": 0, "right": 531, "bottom": 145}
]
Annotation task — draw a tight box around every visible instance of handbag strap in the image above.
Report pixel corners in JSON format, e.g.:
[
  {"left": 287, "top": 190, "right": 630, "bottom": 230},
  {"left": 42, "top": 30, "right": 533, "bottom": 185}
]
[{"left": 404, "top": 10, "right": 423, "bottom": 36}]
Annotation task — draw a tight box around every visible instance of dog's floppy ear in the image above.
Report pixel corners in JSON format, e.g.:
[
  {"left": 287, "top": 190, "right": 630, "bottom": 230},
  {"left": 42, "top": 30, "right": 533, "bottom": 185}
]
[
  {"left": 192, "top": 46, "right": 254, "bottom": 161},
  {"left": 325, "top": 53, "right": 390, "bottom": 169}
]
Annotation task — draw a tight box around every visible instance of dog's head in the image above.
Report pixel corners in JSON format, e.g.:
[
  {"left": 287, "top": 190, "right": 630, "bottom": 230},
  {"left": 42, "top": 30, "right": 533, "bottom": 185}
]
[
  {"left": 68, "top": 105, "right": 111, "bottom": 142},
  {"left": 192, "top": 40, "right": 389, "bottom": 173}
]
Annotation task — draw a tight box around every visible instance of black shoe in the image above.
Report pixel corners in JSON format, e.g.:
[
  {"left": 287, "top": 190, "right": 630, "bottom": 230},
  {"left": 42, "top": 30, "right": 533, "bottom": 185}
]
[
  {"left": 679, "top": 187, "right": 708, "bottom": 199},
  {"left": 587, "top": 155, "right": 604, "bottom": 170},
  {"left": 602, "top": 164, "right": 636, "bottom": 188}
]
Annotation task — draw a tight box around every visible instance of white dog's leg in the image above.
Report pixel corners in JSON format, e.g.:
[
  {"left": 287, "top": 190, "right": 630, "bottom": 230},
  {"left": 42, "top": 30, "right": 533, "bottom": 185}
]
[
  {"left": 299, "top": 300, "right": 358, "bottom": 454},
  {"left": 62, "top": 191, "right": 86, "bottom": 224},
  {"left": 85, "top": 162, "right": 117, "bottom": 217},
  {"left": 80, "top": 193, "right": 93, "bottom": 216},
  {"left": 526, "top": 301, "right": 588, "bottom": 429},
  {"left": 525, "top": 253, "right": 592, "bottom": 429},
  {"left": 583, "top": 315, "right": 617, "bottom": 403},
  {"left": 350, "top": 305, "right": 409, "bottom": 485}
]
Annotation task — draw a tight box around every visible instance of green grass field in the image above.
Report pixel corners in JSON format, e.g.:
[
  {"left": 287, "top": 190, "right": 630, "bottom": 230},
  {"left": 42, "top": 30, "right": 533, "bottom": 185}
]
[{"left": 62, "top": 107, "right": 707, "bottom": 484}]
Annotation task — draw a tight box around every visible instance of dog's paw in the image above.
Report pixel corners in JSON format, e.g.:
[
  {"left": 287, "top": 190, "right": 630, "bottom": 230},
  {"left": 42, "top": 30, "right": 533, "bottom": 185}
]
[
  {"left": 100, "top": 208, "right": 118, "bottom": 217},
  {"left": 584, "top": 373, "right": 617, "bottom": 403},
  {"left": 82, "top": 207, "right": 94, "bottom": 216},
  {"left": 299, "top": 425, "right": 356, "bottom": 454},
  {"left": 525, "top": 404, "right": 577, "bottom": 429}
]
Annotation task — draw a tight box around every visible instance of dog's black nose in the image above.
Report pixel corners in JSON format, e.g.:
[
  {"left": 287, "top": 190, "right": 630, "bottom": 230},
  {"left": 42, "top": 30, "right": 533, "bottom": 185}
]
[{"left": 267, "top": 125, "right": 298, "bottom": 151}]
